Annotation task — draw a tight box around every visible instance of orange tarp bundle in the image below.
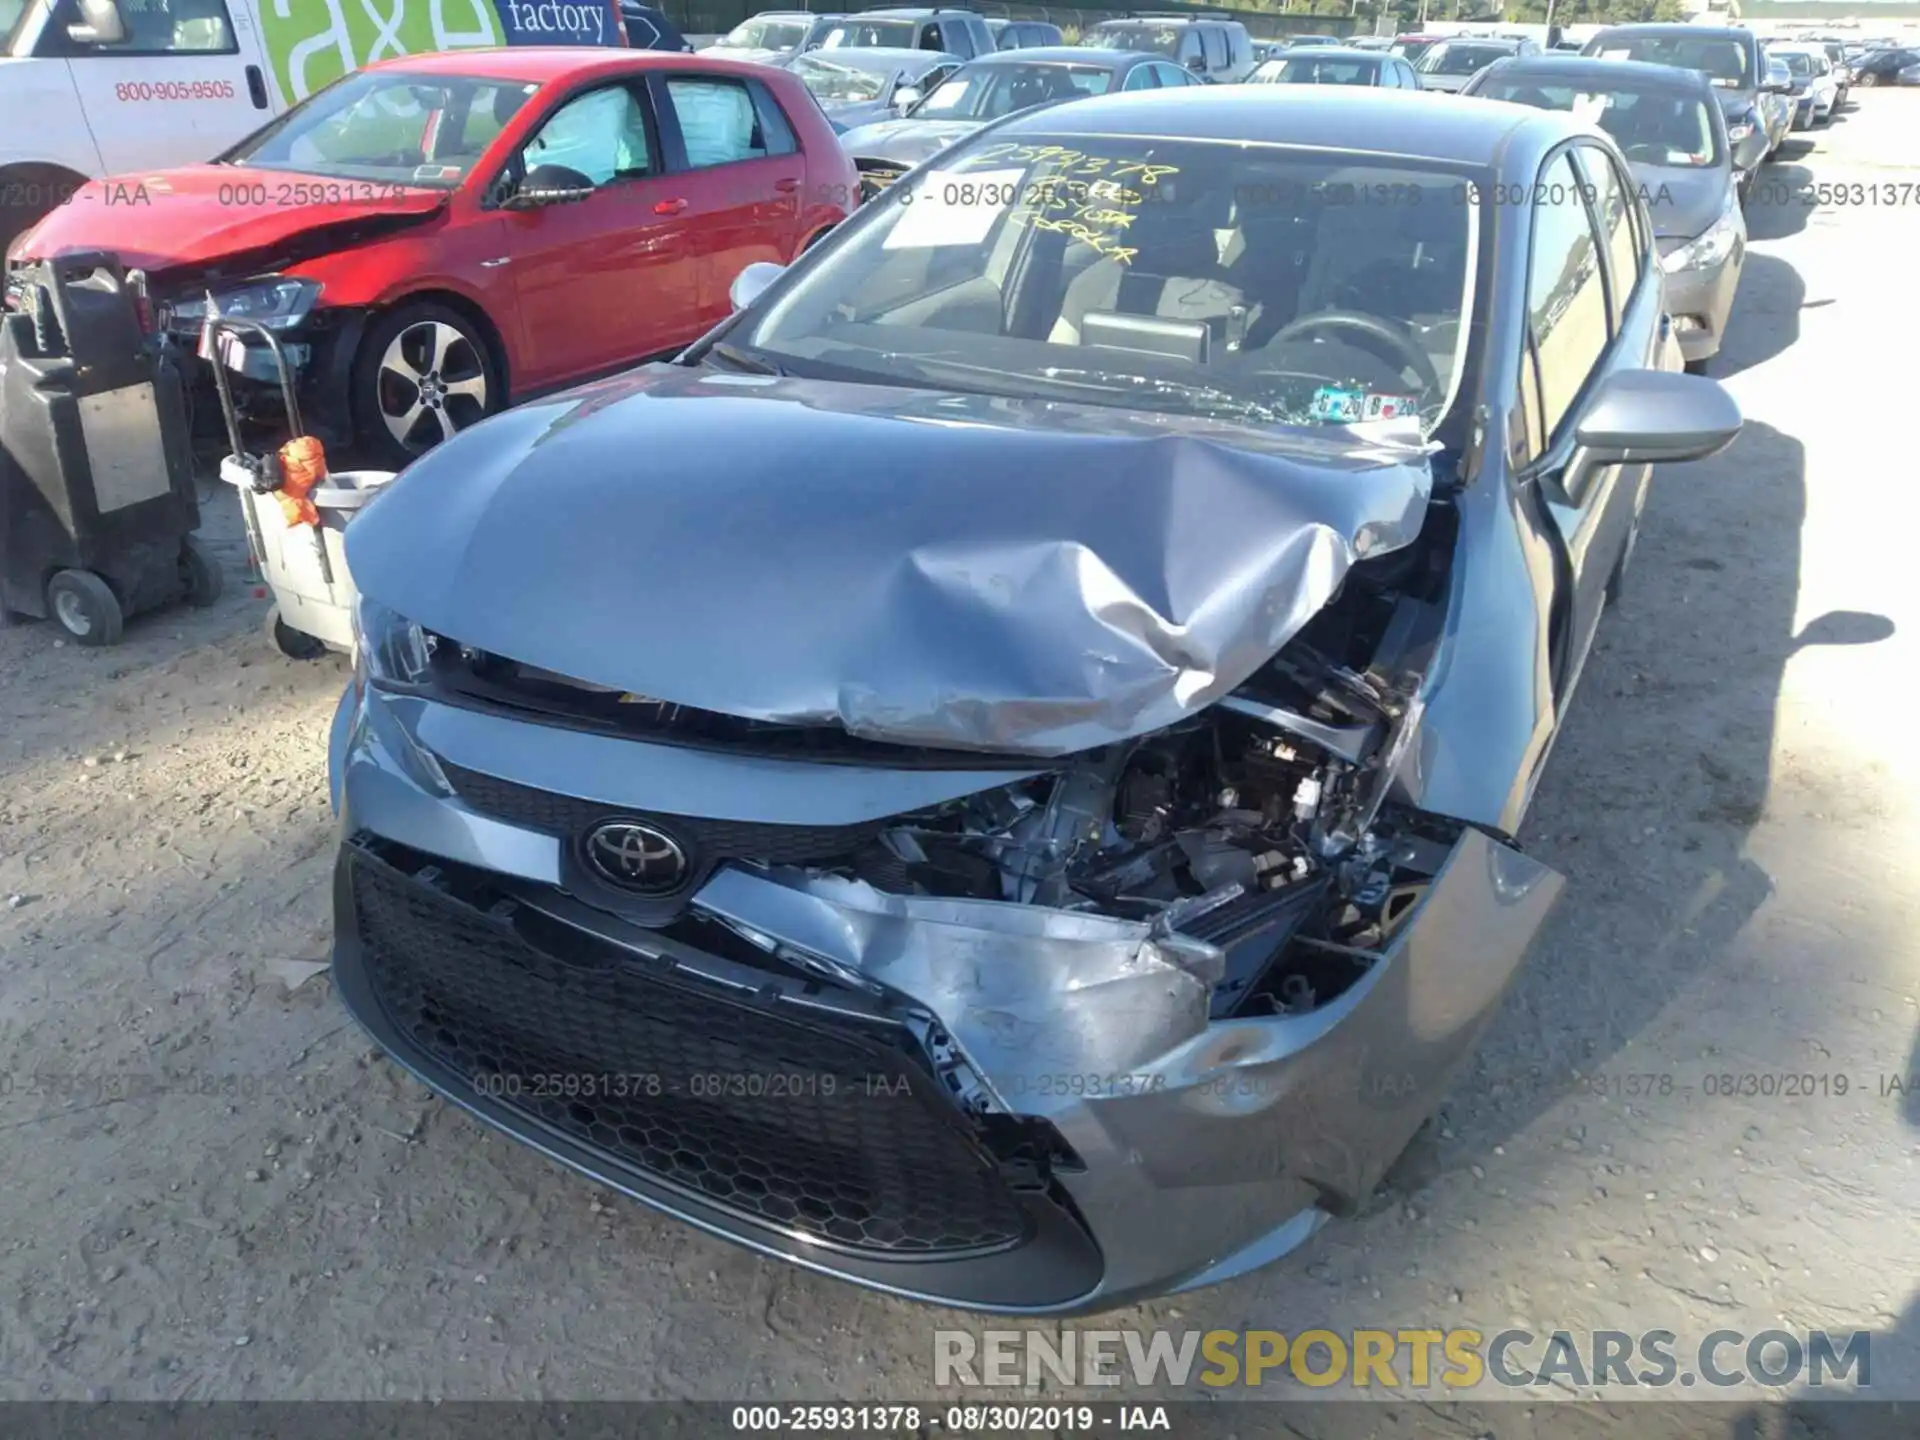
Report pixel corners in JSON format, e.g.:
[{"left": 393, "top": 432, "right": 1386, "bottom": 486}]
[{"left": 275, "top": 436, "right": 327, "bottom": 527}]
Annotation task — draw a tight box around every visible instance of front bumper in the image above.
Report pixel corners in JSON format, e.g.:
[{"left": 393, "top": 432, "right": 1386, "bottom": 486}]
[
  {"left": 327, "top": 684, "right": 1563, "bottom": 1312},
  {"left": 159, "top": 308, "right": 364, "bottom": 449},
  {"left": 1660, "top": 244, "right": 1743, "bottom": 362}
]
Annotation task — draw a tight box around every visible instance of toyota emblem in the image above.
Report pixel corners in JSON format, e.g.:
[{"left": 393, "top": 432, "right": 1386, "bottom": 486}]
[{"left": 584, "top": 820, "right": 689, "bottom": 895}]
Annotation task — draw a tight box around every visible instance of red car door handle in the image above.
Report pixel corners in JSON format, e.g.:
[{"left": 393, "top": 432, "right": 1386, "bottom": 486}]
[
  {"left": 774, "top": 178, "right": 800, "bottom": 194},
  {"left": 654, "top": 197, "right": 688, "bottom": 215}
]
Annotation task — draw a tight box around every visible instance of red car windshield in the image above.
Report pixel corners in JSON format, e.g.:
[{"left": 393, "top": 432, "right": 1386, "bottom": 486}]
[{"left": 225, "top": 71, "right": 539, "bottom": 188}]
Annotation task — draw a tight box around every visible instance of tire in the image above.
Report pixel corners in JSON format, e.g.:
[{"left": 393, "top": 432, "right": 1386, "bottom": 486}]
[
  {"left": 46, "top": 570, "right": 124, "bottom": 646},
  {"left": 1857, "top": 72, "right": 1879, "bottom": 88},
  {"left": 350, "top": 300, "right": 500, "bottom": 469},
  {"left": 179, "top": 534, "right": 224, "bottom": 608},
  {"left": 265, "top": 604, "right": 328, "bottom": 661},
  {"left": 1684, "top": 357, "right": 1709, "bottom": 376}
]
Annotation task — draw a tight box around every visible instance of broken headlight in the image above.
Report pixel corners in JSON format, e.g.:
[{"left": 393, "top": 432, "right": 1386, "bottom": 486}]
[
  {"left": 353, "top": 596, "right": 434, "bottom": 687},
  {"left": 165, "top": 276, "right": 323, "bottom": 333}
]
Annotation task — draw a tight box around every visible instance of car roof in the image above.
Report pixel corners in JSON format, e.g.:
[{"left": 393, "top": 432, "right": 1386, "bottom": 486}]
[
  {"left": 798, "top": 45, "right": 935, "bottom": 64},
  {"left": 363, "top": 46, "right": 697, "bottom": 82},
  {"left": 1269, "top": 46, "right": 1387, "bottom": 60},
  {"left": 966, "top": 46, "right": 1146, "bottom": 66},
  {"left": 1479, "top": 54, "right": 1716, "bottom": 91},
  {"left": 992, "top": 84, "right": 1567, "bottom": 166},
  {"left": 1589, "top": 24, "right": 1753, "bottom": 41}
]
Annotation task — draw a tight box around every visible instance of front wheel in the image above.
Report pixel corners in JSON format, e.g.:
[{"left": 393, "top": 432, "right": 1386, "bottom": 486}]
[
  {"left": 1857, "top": 72, "right": 1880, "bottom": 88},
  {"left": 350, "top": 301, "right": 500, "bottom": 468}
]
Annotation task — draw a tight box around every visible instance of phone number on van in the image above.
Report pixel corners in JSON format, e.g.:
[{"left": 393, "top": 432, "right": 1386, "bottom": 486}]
[{"left": 114, "top": 81, "right": 237, "bottom": 102}]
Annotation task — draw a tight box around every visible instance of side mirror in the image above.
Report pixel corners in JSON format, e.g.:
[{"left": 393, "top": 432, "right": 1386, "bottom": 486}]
[
  {"left": 1186, "top": 53, "right": 1207, "bottom": 73},
  {"left": 729, "top": 261, "right": 786, "bottom": 313},
  {"left": 505, "top": 163, "right": 596, "bottom": 209},
  {"left": 892, "top": 85, "right": 923, "bottom": 112},
  {"left": 67, "top": 0, "right": 127, "bottom": 43},
  {"left": 1572, "top": 368, "right": 1743, "bottom": 466}
]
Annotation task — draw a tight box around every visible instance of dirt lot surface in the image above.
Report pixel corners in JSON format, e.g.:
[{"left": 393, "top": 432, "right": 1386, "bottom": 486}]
[{"left": 3, "top": 94, "right": 1918, "bottom": 1430}]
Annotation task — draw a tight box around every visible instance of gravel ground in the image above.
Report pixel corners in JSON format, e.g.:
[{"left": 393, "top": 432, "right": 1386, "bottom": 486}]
[{"left": 2, "top": 94, "right": 1917, "bottom": 1429}]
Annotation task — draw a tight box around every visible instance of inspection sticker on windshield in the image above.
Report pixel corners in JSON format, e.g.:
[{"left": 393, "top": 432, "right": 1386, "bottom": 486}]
[
  {"left": 883, "top": 168, "right": 1026, "bottom": 250},
  {"left": 1310, "top": 387, "right": 1367, "bottom": 424},
  {"left": 1362, "top": 393, "right": 1420, "bottom": 422}
]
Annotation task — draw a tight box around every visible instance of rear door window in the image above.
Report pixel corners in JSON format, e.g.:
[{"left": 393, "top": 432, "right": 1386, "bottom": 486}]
[
  {"left": 1202, "top": 25, "right": 1227, "bottom": 70},
  {"left": 664, "top": 76, "right": 770, "bottom": 168}
]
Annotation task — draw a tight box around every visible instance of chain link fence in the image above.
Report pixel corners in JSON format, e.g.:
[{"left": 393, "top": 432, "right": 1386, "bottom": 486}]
[{"left": 666, "top": 0, "right": 1361, "bottom": 45}]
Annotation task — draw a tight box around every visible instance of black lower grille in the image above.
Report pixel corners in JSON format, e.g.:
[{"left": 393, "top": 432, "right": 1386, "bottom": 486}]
[
  {"left": 441, "top": 761, "right": 883, "bottom": 866},
  {"left": 348, "top": 845, "right": 1033, "bottom": 1257}
]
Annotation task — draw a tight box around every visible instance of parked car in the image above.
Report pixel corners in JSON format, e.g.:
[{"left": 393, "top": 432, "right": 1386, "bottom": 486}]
[
  {"left": 1766, "top": 44, "right": 1838, "bottom": 127},
  {"left": 839, "top": 46, "right": 1189, "bottom": 188},
  {"left": 330, "top": 82, "right": 1740, "bottom": 1316},
  {"left": 1349, "top": 36, "right": 1394, "bottom": 51},
  {"left": 785, "top": 46, "right": 959, "bottom": 130},
  {"left": 701, "top": 11, "right": 843, "bottom": 62},
  {"left": 1581, "top": 27, "right": 1783, "bottom": 182},
  {"left": 620, "top": 3, "right": 694, "bottom": 52},
  {"left": 1849, "top": 45, "right": 1918, "bottom": 86},
  {"left": 1412, "top": 36, "right": 1537, "bottom": 93},
  {"left": 1761, "top": 56, "right": 1796, "bottom": 149},
  {"left": 986, "top": 18, "right": 1064, "bottom": 50},
  {"left": 1461, "top": 55, "right": 1744, "bottom": 372},
  {"left": 7, "top": 49, "right": 857, "bottom": 463},
  {"left": 1815, "top": 39, "right": 1853, "bottom": 104},
  {"left": 0, "top": 0, "right": 631, "bottom": 256},
  {"left": 1390, "top": 33, "right": 1445, "bottom": 65},
  {"left": 1082, "top": 15, "right": 1257, "bottom": 83},
  {"left": 1250, "top": 46, "right": 1421, "bottom": 89},
  {"left": 816, "top": 7, "right": 994, "bottom": 61},
  {"left": 1278, "top": 33, "right": 1340, "bottom": 49}
]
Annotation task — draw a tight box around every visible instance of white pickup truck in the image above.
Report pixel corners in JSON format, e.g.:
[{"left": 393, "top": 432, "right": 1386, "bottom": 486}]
[{"left": 0, "top": 0, "right": 627, "bottom": 253}]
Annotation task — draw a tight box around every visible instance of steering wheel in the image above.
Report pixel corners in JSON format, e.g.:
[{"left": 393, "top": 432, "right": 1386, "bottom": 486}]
[{"left": 1261, "top": 309, "right": 1441, "bottom": 397}]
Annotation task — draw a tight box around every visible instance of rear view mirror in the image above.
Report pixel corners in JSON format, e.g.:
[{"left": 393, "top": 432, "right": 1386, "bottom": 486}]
[
  {"left": 729, "top": 261, "right": 786, "bottom": 312},
  {"left": 1573, "top": 368, "right": 1743, "bottom": 465},
  {"left": 66, "top": 0, "right": 127, "bottom": 43},
  {"left": 506, "top": 164, "right": 596, "bottom": 209}
]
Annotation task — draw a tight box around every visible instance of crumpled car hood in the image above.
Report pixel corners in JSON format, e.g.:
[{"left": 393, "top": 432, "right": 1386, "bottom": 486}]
[
  {"left": 346, "top": 366, "right": 1434, "bottom": 756},
  {"left": 840, "top": 117, "right": 984, "bottom": 166}
]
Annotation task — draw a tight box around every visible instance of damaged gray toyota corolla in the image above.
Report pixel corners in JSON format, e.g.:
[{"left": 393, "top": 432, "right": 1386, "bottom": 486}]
[{"left": 327, "top": 87, "right": 1742, "bottom": 1313}]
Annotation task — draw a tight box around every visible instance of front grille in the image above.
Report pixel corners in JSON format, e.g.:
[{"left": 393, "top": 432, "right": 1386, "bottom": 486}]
[
  {"left": 348, "top": 844, "right": 1034, "bottom": 1257},
  {"left": 441, "top": 761, "right": 884, "bottom": 866}
]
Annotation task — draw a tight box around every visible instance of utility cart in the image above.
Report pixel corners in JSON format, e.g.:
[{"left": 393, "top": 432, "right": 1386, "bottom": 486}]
[
  {"left": 0, "top": 251, "right": 220, "bottom": 645},
  {"left": 206, "top": 316, "right": 394, "bottom": 659}
]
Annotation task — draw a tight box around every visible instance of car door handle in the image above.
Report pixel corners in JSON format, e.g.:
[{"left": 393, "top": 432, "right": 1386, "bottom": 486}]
[
  {"left": 244, "top": 64, "right": 269, "bottom": 110},
  {"left": 480, "top": 257, "right": 510, "bottom": 268},
  {"left": 774, "top": 178, "right": 800, "bottom": 194},
  {"left": 654, "top": 198, "right": 688, "bottom": 216}
]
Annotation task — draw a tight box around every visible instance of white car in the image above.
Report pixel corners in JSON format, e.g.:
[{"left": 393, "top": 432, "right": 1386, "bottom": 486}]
[{"left": 1767, "top": 43, "right": 1840, "bottom": 125}]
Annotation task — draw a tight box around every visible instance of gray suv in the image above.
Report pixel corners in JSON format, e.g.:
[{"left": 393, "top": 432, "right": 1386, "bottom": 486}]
[
  {"left": 1083, "top": 14, "right": 1257, "bottom": 83},
  {"left": 1582, "top": 26, "right": 1783, "bottom": 199},
  {"left": 818, "top": 6, "right": 996, "bottom": 60}
]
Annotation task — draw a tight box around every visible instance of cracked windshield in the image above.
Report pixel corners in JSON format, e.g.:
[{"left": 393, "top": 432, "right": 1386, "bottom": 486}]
[{"left": 738, "top": 134, "right": 1478, "bottom": 432}]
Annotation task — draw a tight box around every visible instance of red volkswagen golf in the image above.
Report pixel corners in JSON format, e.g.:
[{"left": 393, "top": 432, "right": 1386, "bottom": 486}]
[{"left": 6, "top": 48, "right": 856, "bottom": 463}]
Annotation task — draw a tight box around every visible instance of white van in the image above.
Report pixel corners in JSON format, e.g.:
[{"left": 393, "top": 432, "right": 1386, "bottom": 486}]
[{"left": 0, "top": 0, "right": 626, "bottom": 251}]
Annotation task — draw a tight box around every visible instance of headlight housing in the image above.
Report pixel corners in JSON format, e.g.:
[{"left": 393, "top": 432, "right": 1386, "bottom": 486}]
[
  {"left": 165, "top": 275, "right": 323, "bottom": 332},
  {"left": 353, "top": 596, "right": 435, "bottom": 686},
  {"left": 1660, "top": 191, "right": 1742, "bottom": 275}
]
